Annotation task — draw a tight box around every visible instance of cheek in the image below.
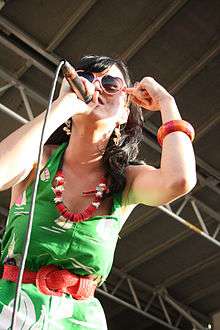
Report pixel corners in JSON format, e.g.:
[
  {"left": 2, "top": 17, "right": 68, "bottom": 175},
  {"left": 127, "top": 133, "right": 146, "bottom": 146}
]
[{"left": 107, "top": 93, "right": 125, "bottom": 108}]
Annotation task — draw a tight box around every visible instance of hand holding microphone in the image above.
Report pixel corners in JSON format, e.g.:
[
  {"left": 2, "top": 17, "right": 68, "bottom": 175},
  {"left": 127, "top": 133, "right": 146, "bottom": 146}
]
[{"left": 62, "top": 61, "right": 93, "bottom": 104}]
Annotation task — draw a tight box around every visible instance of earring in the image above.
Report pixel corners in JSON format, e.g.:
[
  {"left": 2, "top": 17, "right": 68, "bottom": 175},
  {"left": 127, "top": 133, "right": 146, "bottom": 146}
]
[
  {"left": 113, "top": 122, "right": 121, "bottom": 146},
  {"left": 63, "top": 119, "right": 71, "bottom": 136}
]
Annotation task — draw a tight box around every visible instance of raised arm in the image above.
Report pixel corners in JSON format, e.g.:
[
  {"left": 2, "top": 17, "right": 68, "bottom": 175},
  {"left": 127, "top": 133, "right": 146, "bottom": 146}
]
[
  {"left": 0, "top": 78, "right": 96, "bottom": 191},
  {"left": 125, "top": 77, "right": 197, "bottom": 206}
]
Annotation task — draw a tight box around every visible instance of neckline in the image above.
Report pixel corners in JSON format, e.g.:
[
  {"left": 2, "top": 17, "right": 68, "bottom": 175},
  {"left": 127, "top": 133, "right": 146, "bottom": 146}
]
[{"left": 42, "top": 143, "right": 122, "bottom": 220}]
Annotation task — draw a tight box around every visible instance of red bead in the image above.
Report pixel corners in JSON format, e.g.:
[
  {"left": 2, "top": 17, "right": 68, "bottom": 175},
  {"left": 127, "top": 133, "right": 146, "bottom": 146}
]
[
  {"left": 82, "top": 190, "right": 96, "bottom": 196},
  {"left": 73, "top": 213, "right": 83, "bottom": 222},
  {"left": 56, "top": 204, "right": 66, "bottom": 213},
  {"left": 56, "top": 203, "right": 61, "bottom": 210},
  {"left": 81, "top": 211, "right": 89, "bottom": 219},
  {"left": 55, "top": 191, "right": 62, "bottom": 197},
  {"left": 65, "top": 211, "right": 72, "bottom": 219},
  {"left": 62, "top": 210, "right": 70, "bottom": 218},
  {"left": 61, "top": 209, "right": 67, "bottom": 216},
  {"left": 56, "top": 180, "right": 64, "bottom": 186},
  {"left": 56, "top": 170, "right": 64, "bottom": 177}
]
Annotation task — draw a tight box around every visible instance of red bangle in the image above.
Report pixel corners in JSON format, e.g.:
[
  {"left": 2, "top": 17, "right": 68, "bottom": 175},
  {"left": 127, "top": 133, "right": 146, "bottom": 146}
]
[{"left": 157, "top": 120, "right": 195, "bottom": 147}]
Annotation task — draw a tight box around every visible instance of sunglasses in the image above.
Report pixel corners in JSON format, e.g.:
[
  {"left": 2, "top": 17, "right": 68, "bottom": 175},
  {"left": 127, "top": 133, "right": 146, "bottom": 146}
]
[{"left": 77, "top": 70, "right": 125, "bottom": 95}]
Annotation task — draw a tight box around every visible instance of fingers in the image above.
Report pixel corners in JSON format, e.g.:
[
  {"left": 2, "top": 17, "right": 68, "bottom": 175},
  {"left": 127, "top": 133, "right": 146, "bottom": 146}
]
[
  {"left": 125, "top": 87, "right": 136, "bottom": 95},
  {"left": 59, "top": 78, "right": 72, "bottom": 98},
  {"left": 68, "top": 77, "right": 88, "bottom": 100},
  {"left": 130, "top": 96, "right": 159, "bottom": 110},
  {"left": 80, "top": 77, "right": 101, "bottom": 108},
  {"left": 131, "top": 96, "right": 142, "bottom": 106},
  {"left": 127, "top": 87, "right": 151, "bottom": 103},
  {"left": 79, "top": 77, "right": 96, "bottom": 101},
  {"left": 126, "top": 85, "right": 150, "bottom": 98},
  {"left": 125, "top": 79, "right": 159, "bottom": 110},
  {"left": 92, "top": 90, "right": 99, "bottom": 104},
  {"left": 125, "top": 82, "right": 141, "bottom": 95}
]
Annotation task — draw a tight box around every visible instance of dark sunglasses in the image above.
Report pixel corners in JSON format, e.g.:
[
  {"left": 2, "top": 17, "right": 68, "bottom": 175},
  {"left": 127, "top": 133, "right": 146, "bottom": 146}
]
[{"left": 77, "top": 70, "right": 125, "bottom": 95}]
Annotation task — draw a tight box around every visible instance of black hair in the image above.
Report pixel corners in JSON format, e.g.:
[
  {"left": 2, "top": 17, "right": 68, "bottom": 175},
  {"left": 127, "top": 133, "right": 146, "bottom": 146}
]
[{"left": 46, "top": 55, "right": 144, "bottom": 195}]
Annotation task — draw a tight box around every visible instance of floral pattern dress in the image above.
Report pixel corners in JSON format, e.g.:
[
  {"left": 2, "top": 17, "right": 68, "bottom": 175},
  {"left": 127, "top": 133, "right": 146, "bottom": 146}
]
[{"left": 0, "top": 142, "right": 126, "bottom": 330}]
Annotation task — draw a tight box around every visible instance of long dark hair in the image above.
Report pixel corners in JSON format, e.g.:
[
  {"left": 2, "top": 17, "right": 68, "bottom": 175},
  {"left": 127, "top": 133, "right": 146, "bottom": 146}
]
[{"left": 47, "top": 55, "right": 144, "bottom": 195}]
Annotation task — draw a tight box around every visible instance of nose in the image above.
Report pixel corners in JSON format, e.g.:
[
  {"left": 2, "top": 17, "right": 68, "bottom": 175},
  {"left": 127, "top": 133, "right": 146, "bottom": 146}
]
[{"left": 92, "top": 77, "right": 102, "bottom": 92}]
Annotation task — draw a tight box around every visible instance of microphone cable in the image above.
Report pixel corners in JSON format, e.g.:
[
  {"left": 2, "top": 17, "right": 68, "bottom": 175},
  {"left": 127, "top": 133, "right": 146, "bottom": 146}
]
[{"left": 11, "top": 60, "right": 65, "bottom": 329}]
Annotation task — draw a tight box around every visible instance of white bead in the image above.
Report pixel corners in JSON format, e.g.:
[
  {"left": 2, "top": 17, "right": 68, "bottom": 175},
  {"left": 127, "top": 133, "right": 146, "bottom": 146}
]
[
  {"left": 54, "top": 197, "right": 63, "bottom": 203},
  {"left": 55, "top": 176, "right": 63, "bottom": 182},
  {"left": 54, "top": 185, "right": 64, "bottom": 192},
  {"left": 92, "top": 202, "right": 100, "bottom": 209}
]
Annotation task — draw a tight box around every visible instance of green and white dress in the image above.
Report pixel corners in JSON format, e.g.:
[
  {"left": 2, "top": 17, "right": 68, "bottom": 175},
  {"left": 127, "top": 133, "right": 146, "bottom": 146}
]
[{"left": 0, "top": 142, "right": 126, "bottom": 330}]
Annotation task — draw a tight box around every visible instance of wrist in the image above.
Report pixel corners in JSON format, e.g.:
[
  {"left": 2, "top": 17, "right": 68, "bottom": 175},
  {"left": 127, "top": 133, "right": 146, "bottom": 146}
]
[
  {"left": 54, "top": 93, "right": 88, "bottom": 117},
  {"left": 159, "top": 97, "right": 182, "bottom": 123},
  {"left": 56, "top": 93, "right": 78, "bottom": 107},
  {"left": 158, "top": 93, "right": 175, "bottom": 106}
]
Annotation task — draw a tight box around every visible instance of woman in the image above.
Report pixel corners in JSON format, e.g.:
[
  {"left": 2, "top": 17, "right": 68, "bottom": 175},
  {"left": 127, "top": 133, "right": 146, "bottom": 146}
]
[{"left": 0, "top": 55, "right": 197, "bottom": 329}]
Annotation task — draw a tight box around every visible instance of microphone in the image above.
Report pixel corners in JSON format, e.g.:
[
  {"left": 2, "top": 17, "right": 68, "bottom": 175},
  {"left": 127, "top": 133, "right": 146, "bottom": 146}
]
[{"left": 62, "top": 60, "right": 93, "bottom": 104}]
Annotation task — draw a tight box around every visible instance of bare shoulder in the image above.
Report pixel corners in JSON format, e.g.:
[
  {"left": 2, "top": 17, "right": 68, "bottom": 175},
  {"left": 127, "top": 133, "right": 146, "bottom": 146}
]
[{"left": 10, "top": 144, "right": 59, "bottom": 208}]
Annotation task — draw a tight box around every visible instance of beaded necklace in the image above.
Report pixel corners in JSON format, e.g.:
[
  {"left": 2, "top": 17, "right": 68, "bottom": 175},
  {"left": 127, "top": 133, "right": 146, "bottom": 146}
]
[{"left": 53, "top": 169, "right": 109, "bottom": 222}]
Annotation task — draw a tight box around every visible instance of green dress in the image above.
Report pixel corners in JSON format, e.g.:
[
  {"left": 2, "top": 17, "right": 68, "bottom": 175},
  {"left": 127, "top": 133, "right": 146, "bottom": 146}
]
[{"left": 0, "top": 142, "right": 125, "bottom": 329}]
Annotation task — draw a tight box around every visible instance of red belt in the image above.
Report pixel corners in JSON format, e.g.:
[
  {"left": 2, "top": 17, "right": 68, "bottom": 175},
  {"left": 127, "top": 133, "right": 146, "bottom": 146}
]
[{"left": 2, "top": 264, "right": 96, "bottom": 300}]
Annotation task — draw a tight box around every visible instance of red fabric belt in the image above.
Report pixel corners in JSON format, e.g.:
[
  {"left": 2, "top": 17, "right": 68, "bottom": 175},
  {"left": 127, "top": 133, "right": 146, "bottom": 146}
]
[{"left": 2, "top": 264, "right": 96, "bottom": 300}]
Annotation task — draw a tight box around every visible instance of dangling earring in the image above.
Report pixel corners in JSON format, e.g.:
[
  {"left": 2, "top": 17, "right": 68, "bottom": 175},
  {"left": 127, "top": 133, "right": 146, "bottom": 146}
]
[
  {"left": 63, "top": 119, "right": 71, "bottom": 136},
  {"left": 113, "top": 122, "right": 121, "bottom": 146}
]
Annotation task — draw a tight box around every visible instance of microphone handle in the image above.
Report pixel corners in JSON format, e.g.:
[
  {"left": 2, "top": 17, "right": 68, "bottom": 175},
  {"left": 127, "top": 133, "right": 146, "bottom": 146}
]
[{"left": 62, "top": 61, "right": 93, "bottom": 104}]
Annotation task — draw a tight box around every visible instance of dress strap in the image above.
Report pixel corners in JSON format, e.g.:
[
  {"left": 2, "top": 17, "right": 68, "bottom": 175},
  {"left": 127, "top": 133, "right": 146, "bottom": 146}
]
[{"left": 40, "top": 142, "right": 68, "bottom": 183}]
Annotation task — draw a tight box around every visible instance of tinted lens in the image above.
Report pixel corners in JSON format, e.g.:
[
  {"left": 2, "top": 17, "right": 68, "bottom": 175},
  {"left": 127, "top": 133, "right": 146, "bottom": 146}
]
[
  {"left": 102, "top": 75, "right": 123, "bottom": 94},
  {"left": 77, "top": 71, "right": 94, "bottom": 82}
]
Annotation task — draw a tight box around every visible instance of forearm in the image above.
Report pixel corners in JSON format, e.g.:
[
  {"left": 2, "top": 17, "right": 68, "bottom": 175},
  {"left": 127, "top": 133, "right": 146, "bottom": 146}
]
[
  {"left": 0, "top": 95, "right": 87, "bottom": 189},
  {"left": 159, "top": 96, "right": 197, "bottom": 190}
]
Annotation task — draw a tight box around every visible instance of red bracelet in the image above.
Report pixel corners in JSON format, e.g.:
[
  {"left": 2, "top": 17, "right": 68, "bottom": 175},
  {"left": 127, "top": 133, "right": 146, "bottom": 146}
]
[{"left": 157, "top": 120, "right": 195, "bottom": 147}]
